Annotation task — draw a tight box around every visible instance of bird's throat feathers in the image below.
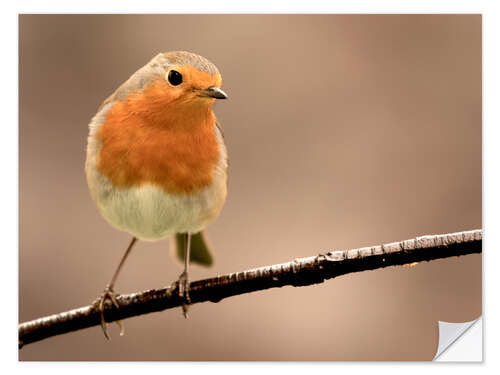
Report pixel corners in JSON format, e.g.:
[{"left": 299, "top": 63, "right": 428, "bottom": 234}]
[{"left": 95, "top": 80, "right": 221, "bottom": 194}]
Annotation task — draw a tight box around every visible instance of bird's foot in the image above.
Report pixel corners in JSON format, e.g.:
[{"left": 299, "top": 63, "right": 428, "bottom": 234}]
[
  {"left": 173, "top": 271, "right": 191, "bottom": 318},
  {"left": 93, "top": 285, "right": 124, "bottom": 340}
]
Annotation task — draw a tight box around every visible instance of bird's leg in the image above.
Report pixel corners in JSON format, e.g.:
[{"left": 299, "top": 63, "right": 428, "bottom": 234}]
[
  {"left": 93, "top": 236, "right": 137, "bottom": 340},
  {"left": 177, "top": 232, "right": 191, "bottom": 318}
]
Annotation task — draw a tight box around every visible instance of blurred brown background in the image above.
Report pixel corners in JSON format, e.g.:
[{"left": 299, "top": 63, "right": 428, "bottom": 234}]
[{"left": 19, "top": 14, "right": 481, "bottom": 361}]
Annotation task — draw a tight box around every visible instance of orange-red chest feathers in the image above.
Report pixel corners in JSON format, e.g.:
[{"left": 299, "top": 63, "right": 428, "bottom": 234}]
[{"left": 95, "top": 80, "right": 220, "bottom": 194}]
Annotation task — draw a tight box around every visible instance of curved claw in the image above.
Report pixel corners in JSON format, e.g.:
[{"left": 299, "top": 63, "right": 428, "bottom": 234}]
[{"left": 94, "top": 285, "right": 123, "bottom": 340}]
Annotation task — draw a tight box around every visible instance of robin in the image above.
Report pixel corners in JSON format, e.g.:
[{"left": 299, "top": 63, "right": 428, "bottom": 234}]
[{"left": 85, "top": 51, "right": 228, "bottom": 339}]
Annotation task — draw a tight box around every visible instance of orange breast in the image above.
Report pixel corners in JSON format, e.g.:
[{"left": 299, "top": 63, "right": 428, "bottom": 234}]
[{"left": 95, "top": 81, "right": 220, "bottom": 194}]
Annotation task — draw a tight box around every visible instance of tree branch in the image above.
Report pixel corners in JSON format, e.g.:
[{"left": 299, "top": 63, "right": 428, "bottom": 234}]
[{"left": 19, "top": 229, "right": 482, "bottom": 348}]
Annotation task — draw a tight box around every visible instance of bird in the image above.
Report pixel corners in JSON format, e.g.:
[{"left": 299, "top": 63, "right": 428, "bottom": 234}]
[{"left": 85, "top": 51, "right": 228, "bottom": 339}]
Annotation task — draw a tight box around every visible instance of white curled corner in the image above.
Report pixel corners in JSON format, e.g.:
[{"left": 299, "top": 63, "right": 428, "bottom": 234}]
[{"left": 433, "top": 317, "right": 482, "bottom": 361}]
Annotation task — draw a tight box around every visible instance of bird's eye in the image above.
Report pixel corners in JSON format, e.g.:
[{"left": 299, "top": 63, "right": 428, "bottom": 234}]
[{"left": 167, "top": 70, "right": 183, "bottom": 86}]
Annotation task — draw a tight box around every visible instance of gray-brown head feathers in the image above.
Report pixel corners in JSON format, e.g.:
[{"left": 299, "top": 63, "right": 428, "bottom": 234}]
[{"left": 161, "top": 51, "right": 220, "bottom": 75}]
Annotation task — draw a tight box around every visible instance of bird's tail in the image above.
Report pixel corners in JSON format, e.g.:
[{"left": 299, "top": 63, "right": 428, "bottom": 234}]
[{"left": 171, "top": 230, "right": 214, "bottom": 267}]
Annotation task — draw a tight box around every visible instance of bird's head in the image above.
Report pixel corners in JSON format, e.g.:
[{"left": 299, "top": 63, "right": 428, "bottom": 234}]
[
  {"left": 120, "top": 51, "right": 227, "bottom": 116},
  {"left": 100, "top": 51, "right": 227, "bottom": 131}
]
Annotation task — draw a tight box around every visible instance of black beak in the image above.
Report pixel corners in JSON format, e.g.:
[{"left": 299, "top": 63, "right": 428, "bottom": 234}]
[{"left": 199, "top": 86, "right": 228, "bottom": 99}]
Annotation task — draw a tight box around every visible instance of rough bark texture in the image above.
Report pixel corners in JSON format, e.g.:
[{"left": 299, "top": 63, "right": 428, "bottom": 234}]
[{"left": 19, "top": 229, "right": 482, "bottom": 348}]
